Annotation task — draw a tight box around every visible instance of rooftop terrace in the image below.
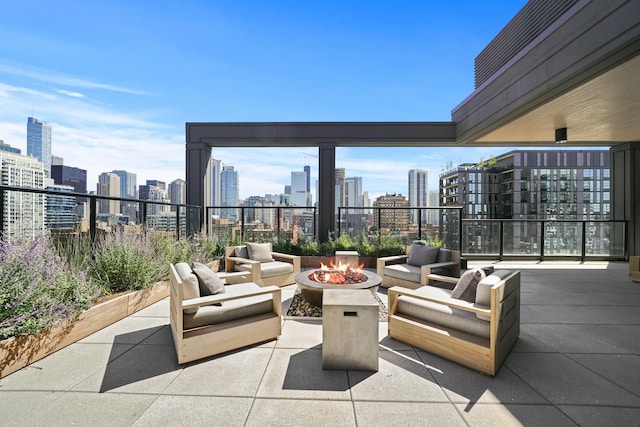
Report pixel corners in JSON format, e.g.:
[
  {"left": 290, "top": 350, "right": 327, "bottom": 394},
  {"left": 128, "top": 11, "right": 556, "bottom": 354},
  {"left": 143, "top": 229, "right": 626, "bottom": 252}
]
[{"left": 1, "top": 261, "right": 639, "bottom": 426}]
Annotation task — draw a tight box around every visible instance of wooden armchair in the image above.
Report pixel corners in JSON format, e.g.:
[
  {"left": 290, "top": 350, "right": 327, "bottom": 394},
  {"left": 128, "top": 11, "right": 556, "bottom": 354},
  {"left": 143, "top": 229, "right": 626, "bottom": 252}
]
[
  {"left": 225, "top": 242, "right": 300, "bottom": 287},
  {"left": 377, "top": 244, "right": 461, "bottom": 289},
  {"left": 388, "top": 269, "right": 520, "bottom": 376},
  {"left": 169, "top": 263, "right": 281, "bottom": 364}
]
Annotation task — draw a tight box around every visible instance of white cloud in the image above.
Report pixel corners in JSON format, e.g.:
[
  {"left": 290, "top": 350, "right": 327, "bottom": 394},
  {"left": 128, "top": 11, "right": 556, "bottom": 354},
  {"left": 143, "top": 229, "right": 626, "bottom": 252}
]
[
  {"left": 55, "top": 89, "right": 86, "bottom": 98},
  {"left": 0, "top": 81, "right": 182, "bottom": 190},
  {"left": 0, "top": 62, "right": 150, "bottom": 96}
]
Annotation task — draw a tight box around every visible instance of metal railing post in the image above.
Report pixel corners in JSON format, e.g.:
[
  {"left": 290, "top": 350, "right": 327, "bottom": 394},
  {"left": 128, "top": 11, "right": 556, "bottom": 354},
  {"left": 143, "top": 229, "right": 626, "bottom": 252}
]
[
  {"left": 499, "top": 220, "right": 504, "bottom": 260},
  {"left": 377, "top": 207, "right": 381, "bottom": 244},
  {"left": 540, "top": 220, "right": 545, "bottom": 259},
  {"left": 277, "top": 207, "right": 281, "bottom": 241},
  {"left": 581, "top": 220, "right": 586, "bottom": 260},
  {"left": 89, "top": 196, "right": 97, "bottom": 246},
  {"left": 176, "top": 206, "right": 181, "bottom": 240},
  {"left": 204, "top": 206, "right": 210, "bottom": 237},
  {"left": 240, "top": 207, "right": 245, "bottom": 241},
  {"left": 0, "top": 188, "right": 4, "bottom": 239},
  {"left": 458, "top": 208, "right": 463, "bottom": 253},
  {"left": 141, "top": 201, "right": 147, "bottom": 231}
]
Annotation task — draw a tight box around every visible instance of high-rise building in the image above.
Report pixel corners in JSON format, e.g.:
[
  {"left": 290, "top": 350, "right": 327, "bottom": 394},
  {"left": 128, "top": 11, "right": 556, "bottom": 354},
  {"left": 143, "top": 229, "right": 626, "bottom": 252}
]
[
  {"left": 211, "top": 158, "right": 223, "bottom": 216},
  {"left": 335, "top": 168, "right": 345, "bottom": 207},
  {"left": 112, "top": 170, "right": 137, "bottom": 221},
  {"left": 0, "top": 140, "right": 21, "bottom": 154},
  {"left": 408, "top": 169, "right": 428, "bottom": 225},
  {"left": 168, "top": 179, "right": 186, "bottom": 211},
  {"left": 428, "top": 190, "right": 440, "bottom": 226},
  {"left": 26, "top": 117, "right": 52, "bottom": 176},
  {"left": 111, "top": 170, "right": 137, "bottom": 199},
  {"left": 0, "top": 150, "right": 46, "bottom": 240},
  {"left": 145, "top": 180, "right": 166, "bottom": 191},
  {"left": 221, "top": 165, "right": 239, "bottom": 221},
  {"left": 440, "top": 149, "right": 611, "bottom": 254},
  {"left": 139, "top": 180, "right": 168, "bottom": 216},
  {"left": 362, "top": 191, "right": 370, "bottom": 209},
  {"left": 97, "top": 172, "right": 120, "bottom": 215},
  {"left": 304, "top": 165, "right": 311, "bottom": 192},
  {"left": 291, "top": 171, "right": 309, "bottom": 207},
  {"left": 45, "top": 183, "right": 76, "bottom": 230},
  {"left": 344, "top": 176, "right": 363, "bottom": 213},
  {"left": 373, "top": 193, "right": 409, "bottom": 233},
  {"left": 51, "top": 164, "right": 87, "bottom": 194},
  {"left": 51, "top": 163, "right": 87, "bottom": 221}
]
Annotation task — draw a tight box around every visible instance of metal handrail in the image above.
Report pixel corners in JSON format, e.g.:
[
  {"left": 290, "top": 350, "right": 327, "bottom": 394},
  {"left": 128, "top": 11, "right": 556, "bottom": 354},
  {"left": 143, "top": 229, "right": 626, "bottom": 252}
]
[{"left": 0, "top": 184, "right": 202, "bottom": 244}]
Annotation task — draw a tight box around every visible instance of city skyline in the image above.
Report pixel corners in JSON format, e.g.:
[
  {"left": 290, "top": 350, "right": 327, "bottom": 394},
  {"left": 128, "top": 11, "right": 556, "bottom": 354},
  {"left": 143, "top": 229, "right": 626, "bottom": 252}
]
[{"left": 0, "top": 1, "right": 539, "bottom": 200}]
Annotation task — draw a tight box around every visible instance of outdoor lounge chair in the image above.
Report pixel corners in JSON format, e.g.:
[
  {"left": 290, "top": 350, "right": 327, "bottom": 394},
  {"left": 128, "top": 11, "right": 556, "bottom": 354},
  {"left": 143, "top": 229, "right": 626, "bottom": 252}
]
[
  {"left": 388, "top": 269, "right": 520, "bottom": 376},
  {"left": 377, "top": 244, "right": 461, "bottom": 289},
  {"left": 169, "top": 262, "right": 281, "bottom": 364},
  {"left": 225, "top": 242, "right": 301, "bottom": 287}
]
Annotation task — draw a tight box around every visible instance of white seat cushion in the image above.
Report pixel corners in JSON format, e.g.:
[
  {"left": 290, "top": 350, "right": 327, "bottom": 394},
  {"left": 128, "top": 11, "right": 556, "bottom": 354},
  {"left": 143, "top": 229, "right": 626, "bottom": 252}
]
[
  {"left": 183, "top": 282, "right": 274, "bottom": 329},
  {"left": 235, "top": 260, "right": 294, "bottom": 278},
  {"left": 396, "top": 286, "right": 490, "bottom": 339},
  {"left": 384, "top": 263, "right": 421, "bottom": 283}
]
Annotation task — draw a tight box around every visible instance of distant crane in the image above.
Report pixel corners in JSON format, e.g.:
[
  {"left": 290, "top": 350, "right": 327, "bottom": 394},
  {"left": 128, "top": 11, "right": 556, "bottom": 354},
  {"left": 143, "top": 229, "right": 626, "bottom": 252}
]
[{"left": 297, "top": 151, "right": 318, "bottom": 166}]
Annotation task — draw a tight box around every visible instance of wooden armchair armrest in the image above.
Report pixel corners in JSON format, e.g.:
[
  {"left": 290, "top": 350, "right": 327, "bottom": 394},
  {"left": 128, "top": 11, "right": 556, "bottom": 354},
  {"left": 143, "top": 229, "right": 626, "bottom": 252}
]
[
  {"left": 271, "top": 252, "right": 301, "bottom": 271},
  {"left": 226, "top": 256, "right": 258, "bottom": 264},
  {"left": 377, "top": 254, "right": 408, "bottom": 276},
  {"left": 420, "top": 261, "right": 460, "bottom": 285},
  {"left": 378, "top": 254, "right": 408, "bottom": 264},
  {"left": 182, "top": 285, "right": 281, "bottom": 310},
  {"left": 217, "top": 271, "right": 251, "bottom": 283},
  {"left": 388, "top": 286, "right": 491, "bottom": 317},
  {"left": 225, "top": 255, "right": 257, "bottom": 271},
  {"left": 271, "top": 252, "right": 298, "bottom": 261},
  {"left": 426, "top": 273, "right": 459, "bottom": 284}
]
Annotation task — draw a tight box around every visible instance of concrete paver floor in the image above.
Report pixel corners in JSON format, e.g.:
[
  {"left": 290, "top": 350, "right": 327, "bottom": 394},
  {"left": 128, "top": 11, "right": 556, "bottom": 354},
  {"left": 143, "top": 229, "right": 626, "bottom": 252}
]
[{"left": 1, "top": 261, "right": 639, "bottom": 426}]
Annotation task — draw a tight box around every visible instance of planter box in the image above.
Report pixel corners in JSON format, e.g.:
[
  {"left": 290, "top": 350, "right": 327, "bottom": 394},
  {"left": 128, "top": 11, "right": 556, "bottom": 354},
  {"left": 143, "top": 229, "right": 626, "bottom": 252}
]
[{"left": 0, "top": 281, "right": 169, "bottom": 379}]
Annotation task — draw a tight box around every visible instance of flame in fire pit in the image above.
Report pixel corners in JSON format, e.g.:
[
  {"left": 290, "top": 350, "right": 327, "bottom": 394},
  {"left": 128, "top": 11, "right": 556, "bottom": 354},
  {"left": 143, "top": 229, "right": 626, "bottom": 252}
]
[{"left": 308, "top": 261, "right": 367, "bottom": 284}]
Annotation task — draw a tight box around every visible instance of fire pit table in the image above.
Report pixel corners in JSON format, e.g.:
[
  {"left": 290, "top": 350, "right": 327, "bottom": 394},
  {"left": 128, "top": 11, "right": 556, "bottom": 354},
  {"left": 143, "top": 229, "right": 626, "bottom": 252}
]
[{"left": 294, "top": 268, "right": 382, "bottom": 307}]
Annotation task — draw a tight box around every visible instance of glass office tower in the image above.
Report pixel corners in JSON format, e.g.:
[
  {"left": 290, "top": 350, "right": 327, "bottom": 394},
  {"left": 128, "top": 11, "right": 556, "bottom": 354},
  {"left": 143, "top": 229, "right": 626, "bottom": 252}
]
[{"left": 27, "top": 117, "right": 52, "bottom": 177}]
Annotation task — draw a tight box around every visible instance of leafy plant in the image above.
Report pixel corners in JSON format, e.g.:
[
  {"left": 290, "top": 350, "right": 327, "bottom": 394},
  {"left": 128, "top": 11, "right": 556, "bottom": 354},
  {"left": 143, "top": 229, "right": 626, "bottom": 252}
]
[{"left": 272, "top": 231, "right": 407, "bottom": 257}]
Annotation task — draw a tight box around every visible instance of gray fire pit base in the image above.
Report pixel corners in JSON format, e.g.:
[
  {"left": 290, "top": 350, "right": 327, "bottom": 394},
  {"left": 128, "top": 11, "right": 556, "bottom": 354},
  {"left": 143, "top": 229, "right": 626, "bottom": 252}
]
[{"left": 322, "top": 289, "right": 379, "bottom": 371}]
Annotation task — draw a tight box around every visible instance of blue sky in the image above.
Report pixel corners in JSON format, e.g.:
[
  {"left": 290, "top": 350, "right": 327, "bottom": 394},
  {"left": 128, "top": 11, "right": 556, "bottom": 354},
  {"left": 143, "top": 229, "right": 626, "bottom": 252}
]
[{"left": 0, "top": 0, "right": 529, "bottom": 200}]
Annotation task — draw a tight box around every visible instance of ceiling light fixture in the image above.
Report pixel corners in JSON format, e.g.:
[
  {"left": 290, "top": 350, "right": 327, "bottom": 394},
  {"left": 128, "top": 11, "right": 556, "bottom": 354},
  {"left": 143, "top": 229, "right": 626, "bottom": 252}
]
[{"left": 555, "top": 127, "right": 568, "bottom": 144}]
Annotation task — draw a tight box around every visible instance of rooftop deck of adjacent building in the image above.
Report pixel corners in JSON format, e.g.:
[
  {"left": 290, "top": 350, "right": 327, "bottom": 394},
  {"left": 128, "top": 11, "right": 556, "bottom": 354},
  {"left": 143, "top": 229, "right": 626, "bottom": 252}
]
[{"left": 1, "top": 261, "right": 639, "bottom": 426}]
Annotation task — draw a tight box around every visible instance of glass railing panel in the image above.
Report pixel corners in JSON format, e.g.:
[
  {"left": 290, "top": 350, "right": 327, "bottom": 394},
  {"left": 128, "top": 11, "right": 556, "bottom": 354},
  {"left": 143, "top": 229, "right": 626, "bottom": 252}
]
[
  {"left": 503, "top": 221, "right": 542, "bottom": 256},
  {"left": 544, "top": 221, "right": 582, "bottom": 256},
  {"left": 585, "top": 221, "right": 626, "bottom": 257},
  {"left": 462, "top": 220, "right": 500, "bottom": 255}
]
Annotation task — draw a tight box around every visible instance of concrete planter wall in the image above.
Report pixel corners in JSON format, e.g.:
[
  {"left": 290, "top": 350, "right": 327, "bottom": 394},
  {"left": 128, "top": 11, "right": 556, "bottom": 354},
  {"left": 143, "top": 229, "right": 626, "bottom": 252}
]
[{"left": 0, "top": 281, "right": 169, "bottom": 379}]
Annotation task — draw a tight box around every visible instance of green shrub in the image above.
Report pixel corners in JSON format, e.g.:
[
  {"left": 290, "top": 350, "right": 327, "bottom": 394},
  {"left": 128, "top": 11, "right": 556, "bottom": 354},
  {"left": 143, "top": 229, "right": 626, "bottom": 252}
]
[{"left": 89, "top": 232, "right": 165, "bottom": 294}]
